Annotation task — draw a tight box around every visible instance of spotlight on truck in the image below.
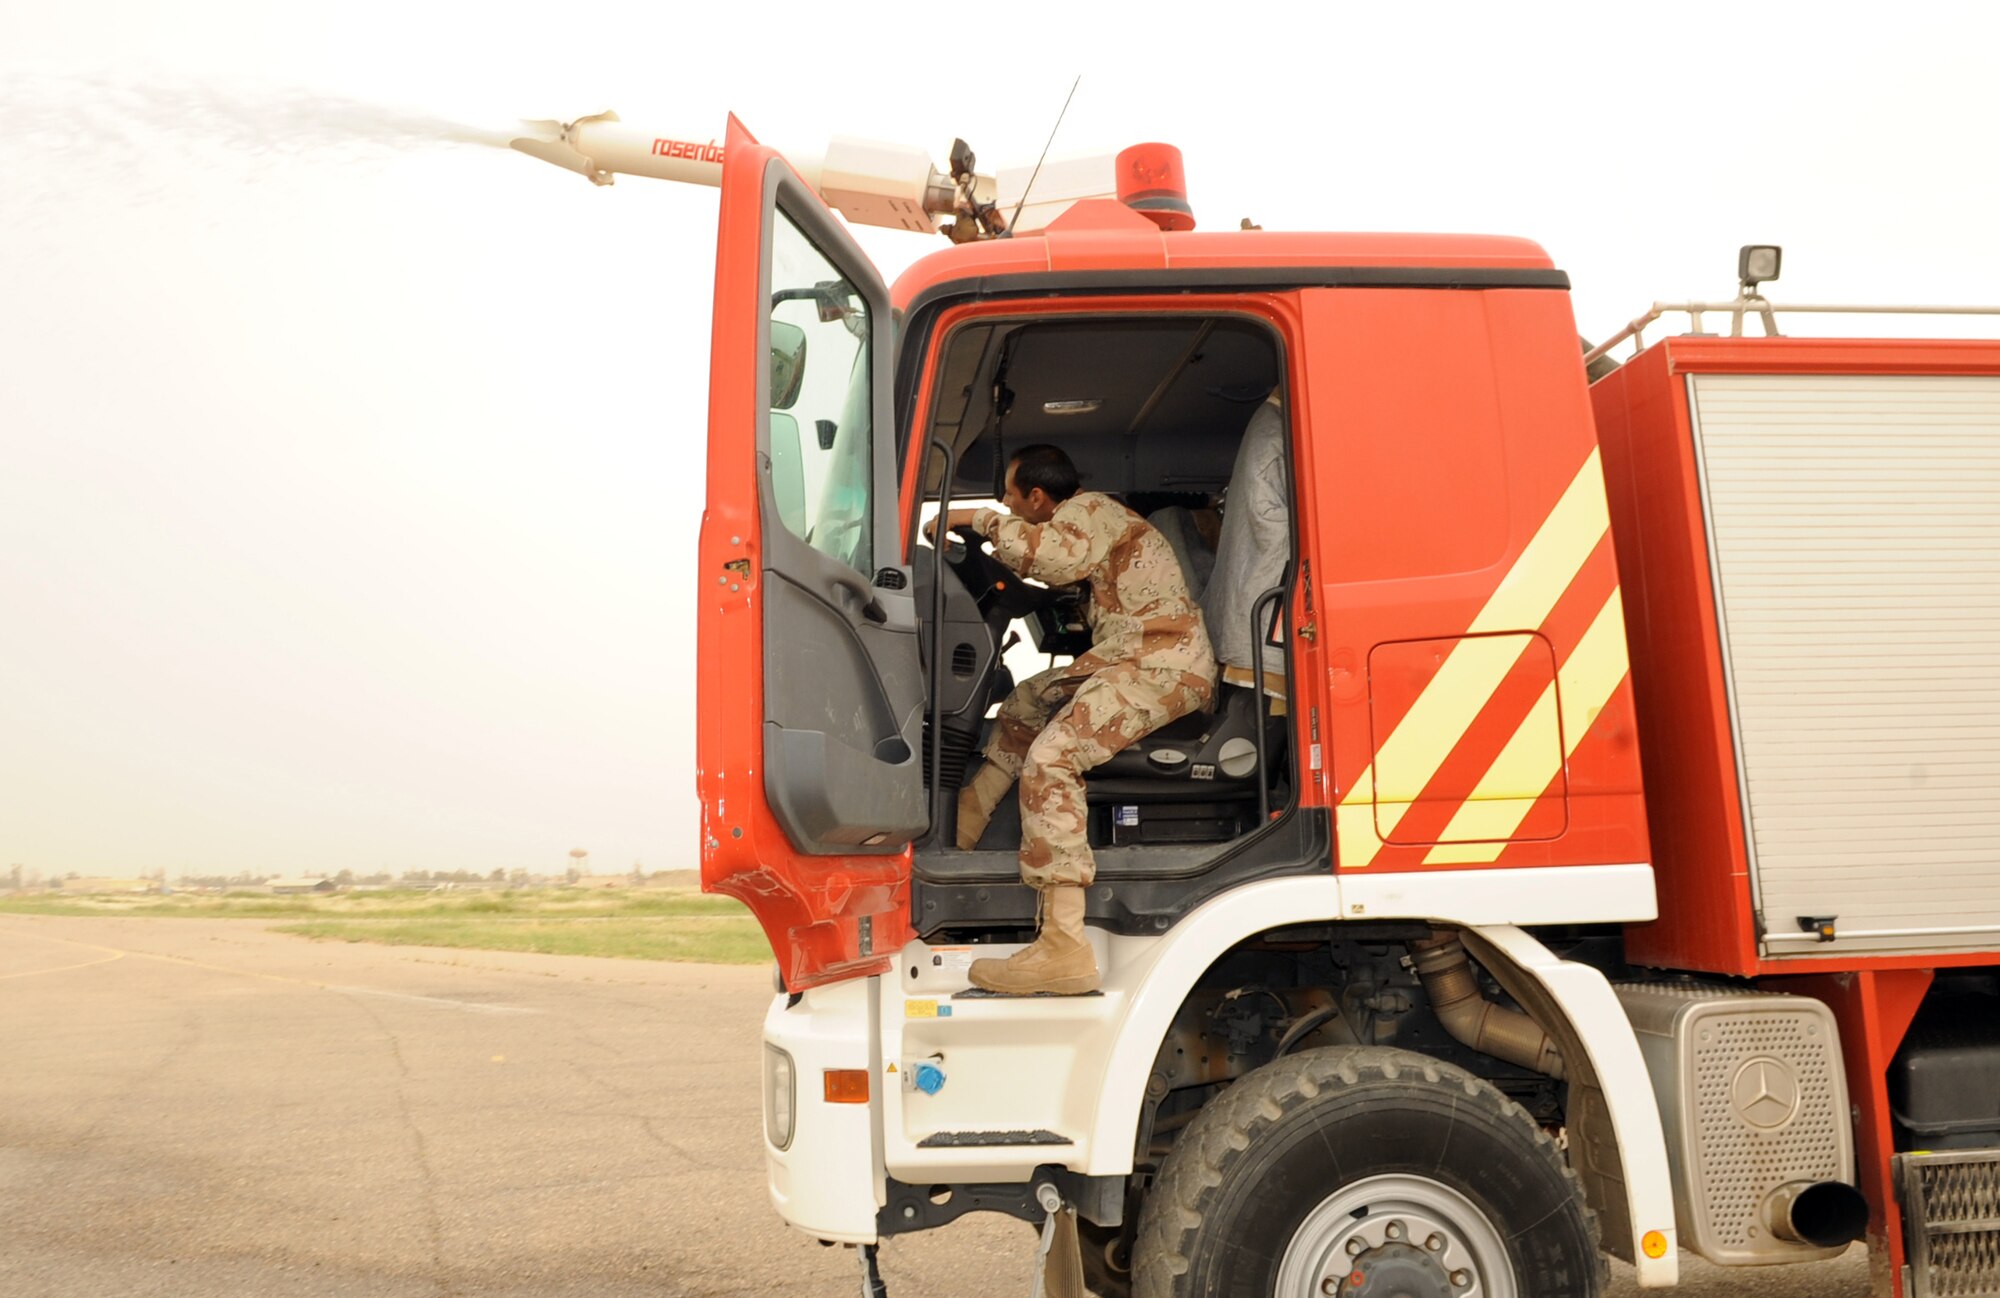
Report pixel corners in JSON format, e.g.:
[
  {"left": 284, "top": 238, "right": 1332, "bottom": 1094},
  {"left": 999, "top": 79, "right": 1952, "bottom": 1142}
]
[{"left": 1738, "top": 243, "right": 1783, "bottom": 292}]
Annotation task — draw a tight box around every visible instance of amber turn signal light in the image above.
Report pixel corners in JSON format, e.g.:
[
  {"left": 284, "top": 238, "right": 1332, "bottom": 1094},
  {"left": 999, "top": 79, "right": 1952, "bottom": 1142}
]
[{"left": 823, "top": 1069, "right": 870, "bottom": 1104}]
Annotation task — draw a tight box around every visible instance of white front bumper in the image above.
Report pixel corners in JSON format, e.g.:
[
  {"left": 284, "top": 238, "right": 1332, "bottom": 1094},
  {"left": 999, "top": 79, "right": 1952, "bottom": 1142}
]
[{"left": 761, "top": 977, "right": 882, "bottom": 1243}]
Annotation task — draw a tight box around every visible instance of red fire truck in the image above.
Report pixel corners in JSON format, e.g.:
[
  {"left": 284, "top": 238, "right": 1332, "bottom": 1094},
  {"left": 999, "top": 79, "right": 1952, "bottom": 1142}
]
[{"left": 521, "top": 113, "right": 2000, "bottom": 1297}]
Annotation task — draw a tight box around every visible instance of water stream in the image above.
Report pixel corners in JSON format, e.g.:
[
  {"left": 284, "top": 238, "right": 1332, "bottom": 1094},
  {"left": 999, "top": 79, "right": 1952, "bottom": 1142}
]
[{"left": 0, "top": 73, "right": 517, "bottom": 179}]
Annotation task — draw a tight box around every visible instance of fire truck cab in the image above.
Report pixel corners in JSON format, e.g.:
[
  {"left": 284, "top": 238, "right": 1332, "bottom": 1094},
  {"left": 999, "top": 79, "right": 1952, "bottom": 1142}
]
[{"left": 692, "top": 116, "right": 2000, "bottom": 1298}]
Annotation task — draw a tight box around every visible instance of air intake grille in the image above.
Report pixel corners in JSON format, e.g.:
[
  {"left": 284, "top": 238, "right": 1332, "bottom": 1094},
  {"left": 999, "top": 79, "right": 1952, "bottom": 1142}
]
[
  {"left": 951, "top": 642, "right": 978, "bottom": 678},
  {"left": 1900, "top": 1149, "right": 2000, "bottom": 1298},
  {"left": 1692, "top": 1012, "right": 1845, "bottom": 1249}
]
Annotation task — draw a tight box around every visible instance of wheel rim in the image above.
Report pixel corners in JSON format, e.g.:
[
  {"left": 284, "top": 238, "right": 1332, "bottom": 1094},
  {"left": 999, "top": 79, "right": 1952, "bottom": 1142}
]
[{"left": 1273, "top": 1172, "right": 1517, "bottom": 1298}]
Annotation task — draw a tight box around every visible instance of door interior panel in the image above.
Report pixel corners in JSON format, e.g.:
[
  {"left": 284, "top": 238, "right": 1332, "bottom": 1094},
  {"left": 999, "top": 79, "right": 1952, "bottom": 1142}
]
[{"left": 761, "top": 525, "right": 928, "bottom": 853}]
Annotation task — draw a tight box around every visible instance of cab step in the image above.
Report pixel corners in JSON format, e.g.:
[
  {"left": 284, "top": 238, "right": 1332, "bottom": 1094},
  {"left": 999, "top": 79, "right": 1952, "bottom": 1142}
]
[
  {"left": 916, "top": 1129, "right": 1073, "bottom": 1148},
  {"left": 1896, "top": 1147, "right": 2000, "bottom": 1298},
  {"left": 953, "top": 988, "right": 1105, "bottom": 999}
]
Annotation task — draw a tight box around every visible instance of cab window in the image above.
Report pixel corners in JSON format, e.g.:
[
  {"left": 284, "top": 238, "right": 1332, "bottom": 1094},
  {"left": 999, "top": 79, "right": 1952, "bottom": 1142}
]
[{"left": 767, "top": 210, "right": 874, "bottom": 576}]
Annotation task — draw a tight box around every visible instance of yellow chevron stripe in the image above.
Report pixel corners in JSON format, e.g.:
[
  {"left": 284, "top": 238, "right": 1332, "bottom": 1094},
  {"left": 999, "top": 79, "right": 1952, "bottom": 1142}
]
[
  {"left": 1465, "top": 448, "right": 1611, "bottom": 635},
  {"left": 1422, "top": 589, "right": 1630, "bottom": 865},
  {"left": 1424, "top": 687, "right": 1563, "bottom": 844},
  {"left": 1336, "top": 803, "right": 1382, "bottom": 872},
  {"left": 1370, "top": 634, "right": 1537, "bottom": 842},
  {"left": 1339, "top": 449, "right": 1610, "bottom": 868}
]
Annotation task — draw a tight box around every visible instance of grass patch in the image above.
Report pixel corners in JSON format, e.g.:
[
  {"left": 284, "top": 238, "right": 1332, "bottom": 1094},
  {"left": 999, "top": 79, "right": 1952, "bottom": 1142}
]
[
  {"left": 0, "top": 888, "right": 747, "bottom": 921},
  {"left": 272, "top": 916, "right": 771, "bottom": 964},
  {"left": 0, "top": 887, "right": 771, "bottom": 965}
]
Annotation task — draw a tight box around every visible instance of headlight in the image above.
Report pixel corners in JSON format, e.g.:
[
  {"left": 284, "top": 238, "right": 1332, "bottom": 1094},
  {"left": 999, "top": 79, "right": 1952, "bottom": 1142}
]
[{"left": 764, "top": 1044, "right": 796, "bottom": 1151}]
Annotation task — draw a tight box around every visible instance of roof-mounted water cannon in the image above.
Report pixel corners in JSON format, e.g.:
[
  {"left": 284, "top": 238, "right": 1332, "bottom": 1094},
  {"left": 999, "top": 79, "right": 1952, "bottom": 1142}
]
[
  {"left": 508, "top": 111, "right": 1163, "bottom": 240},
  {"left": 508, "top": 112, "right": 1033, "bottom": 239},
  {"left": 938, "top": 138, "right": 1009, "bottom": 244},
  {"left": 510, "top": 112, "right": 980, "bottom": 235},
  {"left": 511, "top": 112, "right": 716, "bottom": 188}
]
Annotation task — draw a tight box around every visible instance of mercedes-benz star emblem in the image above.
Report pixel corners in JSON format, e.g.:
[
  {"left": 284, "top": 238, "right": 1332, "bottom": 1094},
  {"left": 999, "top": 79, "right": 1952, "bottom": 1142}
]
[{"left": 1731, "top": 1057, "right": 1802, "bottom": 1129}]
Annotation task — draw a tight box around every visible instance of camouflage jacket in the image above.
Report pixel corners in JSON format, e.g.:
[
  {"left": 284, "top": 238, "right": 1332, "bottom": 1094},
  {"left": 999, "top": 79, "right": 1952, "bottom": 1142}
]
[{"left": 973, "top": 492, "right": 1216, "bottom": 680}]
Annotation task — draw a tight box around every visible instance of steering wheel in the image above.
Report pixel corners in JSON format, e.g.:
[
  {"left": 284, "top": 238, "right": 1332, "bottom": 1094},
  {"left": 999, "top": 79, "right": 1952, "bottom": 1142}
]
[
  {"left": 935, "top": 525, "right": 1061, "bottom": 622},
  {"left": 940, "top": 525, "right": 1002, "bottom": 598}
]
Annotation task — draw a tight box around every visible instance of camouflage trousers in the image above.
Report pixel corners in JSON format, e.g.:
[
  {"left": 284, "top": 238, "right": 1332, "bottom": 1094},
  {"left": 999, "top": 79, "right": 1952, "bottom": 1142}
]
[{"left": 958, "top": 661, "right": 1214, "bottom": 887}]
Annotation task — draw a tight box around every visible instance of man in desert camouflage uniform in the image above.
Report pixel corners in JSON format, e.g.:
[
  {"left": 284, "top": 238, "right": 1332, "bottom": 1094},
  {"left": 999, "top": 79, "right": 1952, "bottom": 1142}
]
[{"left": 935, "top": 445, "right": 1215, "bottom": 995}]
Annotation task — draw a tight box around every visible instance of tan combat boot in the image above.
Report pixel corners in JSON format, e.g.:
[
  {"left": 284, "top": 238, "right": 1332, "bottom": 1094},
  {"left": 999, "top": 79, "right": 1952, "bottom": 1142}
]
[
  {"left": 954, "top": 763, "right": 1015, "bottom": 851},
  {"left": 967, "top": 885, "right": 1100, "bottom": 995}
]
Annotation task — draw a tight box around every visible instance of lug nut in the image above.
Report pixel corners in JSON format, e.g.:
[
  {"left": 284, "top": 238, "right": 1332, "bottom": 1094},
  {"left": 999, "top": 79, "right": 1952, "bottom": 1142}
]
[
  {"left": 1451, "top": 1269, "right": 1472, "bottom": 1288},
  {"left": 1346, "top": 1237, "right": 1367, "bottom": 1256},
  {"left": 1426, "top": 1233, "right": 1446, "bottom": 1253},
  {"left": 1320, "top": 1280, "right": 1340, "bottom": 1296},
  {"left": 1384, "top": 1220, "right": 1404, "bottom": 1241}
]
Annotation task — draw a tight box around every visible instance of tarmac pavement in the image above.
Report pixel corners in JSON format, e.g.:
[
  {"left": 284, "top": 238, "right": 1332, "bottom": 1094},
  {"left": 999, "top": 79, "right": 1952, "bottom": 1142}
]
[{"left": 0, "top": 915, "right": 1870, "bottom": 1297}]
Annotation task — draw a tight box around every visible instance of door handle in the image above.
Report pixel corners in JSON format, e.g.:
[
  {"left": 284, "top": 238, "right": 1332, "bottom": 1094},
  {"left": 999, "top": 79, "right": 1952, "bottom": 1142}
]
[{"left": 831, "top": 570, "right": 887, "bottom": 623}]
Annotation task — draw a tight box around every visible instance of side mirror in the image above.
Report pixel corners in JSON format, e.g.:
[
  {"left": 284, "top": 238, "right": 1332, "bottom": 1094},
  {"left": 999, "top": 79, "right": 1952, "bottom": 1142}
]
[
  {"left": 770, "top": 320, "right": 808, "bottom": 411},
  {"left": 814, "top": 279, "right": 867, "bottom": 341},
  {"left": 813, "top": 279, "right": 855, "bottom": 323},
  {"left": 768, "top": 412, "right": 808, "bottom": 535}
]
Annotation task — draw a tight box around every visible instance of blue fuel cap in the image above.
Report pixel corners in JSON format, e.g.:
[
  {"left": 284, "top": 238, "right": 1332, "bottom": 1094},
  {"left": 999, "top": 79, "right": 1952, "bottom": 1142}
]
[{"left": 912, "top": 1062, "right": 946, "bottom": 1095}]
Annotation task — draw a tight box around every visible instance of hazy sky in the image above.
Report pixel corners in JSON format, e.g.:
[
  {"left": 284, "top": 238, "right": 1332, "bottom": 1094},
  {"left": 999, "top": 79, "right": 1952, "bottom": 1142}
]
[{"left": 4, "top": 1, "right": 1998, "bottom": 878}]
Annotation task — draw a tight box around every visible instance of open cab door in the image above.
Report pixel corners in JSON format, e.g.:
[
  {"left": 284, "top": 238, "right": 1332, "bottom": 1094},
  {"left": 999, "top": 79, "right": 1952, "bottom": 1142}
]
[{"left": 698, "top": 116, "right": 927, "bottom": 991}]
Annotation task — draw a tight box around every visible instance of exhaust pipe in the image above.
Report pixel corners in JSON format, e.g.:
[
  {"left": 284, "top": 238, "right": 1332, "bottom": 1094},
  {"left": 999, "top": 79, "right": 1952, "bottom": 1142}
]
[
  {"left": 1762, "top": 1180, "right": 1868, "bottom": 1248},
  {"left": 1409, "top": 932, "right": 1566, "bottom": 1079}
]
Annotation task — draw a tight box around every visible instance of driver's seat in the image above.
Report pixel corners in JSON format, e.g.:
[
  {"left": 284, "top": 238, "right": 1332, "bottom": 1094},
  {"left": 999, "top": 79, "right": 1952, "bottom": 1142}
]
[
  {"left": 1080, "top": 681, "right": 1271, "bottom": 794},
  {"left": 1077, "top": 397, "right": 1292, "bottom": 831}
]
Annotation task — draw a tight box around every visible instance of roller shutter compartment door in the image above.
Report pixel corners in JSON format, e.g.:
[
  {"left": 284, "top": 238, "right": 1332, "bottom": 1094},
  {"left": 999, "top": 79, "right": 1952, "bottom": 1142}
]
[{"left": 1688, "top": 372, "right": 2000, "bottom": 957}]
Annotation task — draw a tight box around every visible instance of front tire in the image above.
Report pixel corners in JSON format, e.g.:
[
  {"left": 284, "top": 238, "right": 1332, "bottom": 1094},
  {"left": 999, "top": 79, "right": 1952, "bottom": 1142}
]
[{"left": 1130, "top": 1046, "right": 1603, "bottom": 1298}]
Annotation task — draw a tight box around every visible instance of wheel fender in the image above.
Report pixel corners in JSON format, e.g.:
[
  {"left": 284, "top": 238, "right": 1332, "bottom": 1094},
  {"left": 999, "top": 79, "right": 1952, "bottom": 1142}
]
[
  {"left": 1459, "top": 925, "right": 1679, "bottom": 1289},
  {"left": 1079, "top": 893, "right": 1680, "bottom": 1290},
  {"left": 1083, "top": 876, "right": 1344, "bottom": 1176}
]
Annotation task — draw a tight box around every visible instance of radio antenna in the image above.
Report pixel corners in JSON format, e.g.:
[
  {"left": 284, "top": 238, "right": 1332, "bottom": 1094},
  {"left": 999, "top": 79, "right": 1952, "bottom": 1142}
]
[{"left": 1008, "top": 75, "right": 1081, "bottom": 235}]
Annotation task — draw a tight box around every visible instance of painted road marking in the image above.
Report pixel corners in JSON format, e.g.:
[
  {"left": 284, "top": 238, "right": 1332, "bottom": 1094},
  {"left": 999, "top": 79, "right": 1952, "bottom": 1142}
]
[{"left": 0, "top": 950, "right": 126, "bottom": 980}]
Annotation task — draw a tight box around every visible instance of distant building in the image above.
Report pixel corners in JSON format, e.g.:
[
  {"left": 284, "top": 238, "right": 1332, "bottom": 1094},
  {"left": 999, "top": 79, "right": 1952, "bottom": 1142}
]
[
  {"left": 59, "top": 877, "right": 155, "bottom": 895},
  {"left": 267, "top": 877, "right": 338, "bottom": 895}
]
